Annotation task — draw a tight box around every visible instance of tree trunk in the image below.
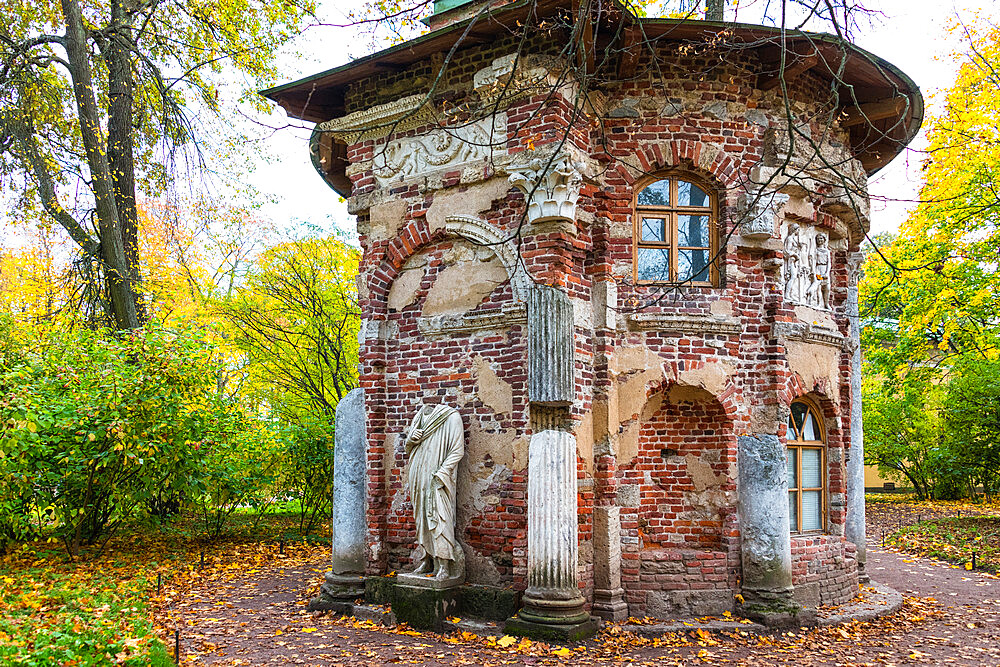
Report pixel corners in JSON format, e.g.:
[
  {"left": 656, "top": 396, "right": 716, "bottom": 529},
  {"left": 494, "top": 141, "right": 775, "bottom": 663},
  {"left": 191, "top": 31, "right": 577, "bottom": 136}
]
[
  {"left": 105, "top": 0, "right": 146, "bottom": 324},
  {"left": 61, "top": 0, "right": 140, "bottom": 330},
  {"left": 705, "top": 0, "right": 724, "bottom": 21}
]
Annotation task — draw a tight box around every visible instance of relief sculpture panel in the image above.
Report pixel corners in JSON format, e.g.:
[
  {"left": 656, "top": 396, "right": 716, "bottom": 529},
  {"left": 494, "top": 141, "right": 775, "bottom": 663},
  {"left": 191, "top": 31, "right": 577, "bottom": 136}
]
[
  {"left": 782, "top": 222, "right": 831, "bottom": 310},
  {"left": 373, "top": 115, "right": 507, "bottom": 186}
]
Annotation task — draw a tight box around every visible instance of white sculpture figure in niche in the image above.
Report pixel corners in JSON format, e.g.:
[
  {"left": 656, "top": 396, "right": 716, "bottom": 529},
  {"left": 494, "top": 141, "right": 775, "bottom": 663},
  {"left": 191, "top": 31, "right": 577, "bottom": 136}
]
[
  {"left": 806, "top": 232, "right": 831, "bottom": 309},
  {"left": 404, "top": 403, "right": 465, "bottom": 580},
  {"left": 783, "top": 222, "right": 805, "bottom": 301}
]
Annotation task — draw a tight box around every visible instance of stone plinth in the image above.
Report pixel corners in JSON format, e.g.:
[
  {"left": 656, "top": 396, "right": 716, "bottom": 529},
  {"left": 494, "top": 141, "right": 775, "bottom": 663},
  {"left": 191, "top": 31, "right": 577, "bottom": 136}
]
[
  {"left": 592, "top": 506, "right": 628, "bottom": 621},
  {"left": 391, "top": 583, "right": 461, "bottom": 631},
  {"left": 505, "top": 429, "right": 597, "bottom": 640},
  {"left": 314, "top": 389, "right": 367, "bottom": 609}
]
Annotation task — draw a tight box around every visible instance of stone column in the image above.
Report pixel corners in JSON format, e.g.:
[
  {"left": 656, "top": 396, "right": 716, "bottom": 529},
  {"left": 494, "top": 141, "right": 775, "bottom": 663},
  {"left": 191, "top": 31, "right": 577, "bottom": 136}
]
[
  {"left": 737, "top": 433, "right": 797, "bottom": 618},
  {"left": 520, "top": 429, "right": 589, "bottom": 621},
  {"left": 312, "top": 388, "right": 367, "bottom": 611},
  {"left": 592, "top": 506, "right": 627, "bottom": 621},
  {"left": 845, "top": 252, "right": 867, "bottom": 579},
  {"left": 505, "top": 283, "right": 597, "bottom": 640}
]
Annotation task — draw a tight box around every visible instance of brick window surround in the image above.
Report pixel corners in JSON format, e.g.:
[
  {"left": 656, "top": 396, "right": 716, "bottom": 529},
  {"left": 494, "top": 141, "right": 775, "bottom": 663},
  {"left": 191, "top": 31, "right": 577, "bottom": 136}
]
[
  {"left": 787, "top": 399, "right": 827, "bottom": 534},
  {"left": 632, "top": 173, "right": 719, "bottom": 286}
]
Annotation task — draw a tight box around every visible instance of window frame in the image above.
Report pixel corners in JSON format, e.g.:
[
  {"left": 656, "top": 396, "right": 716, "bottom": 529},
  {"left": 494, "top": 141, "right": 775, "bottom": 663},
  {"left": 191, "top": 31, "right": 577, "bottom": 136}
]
[
  {"left": 632, "top": 173, "right": 719, "bottom": 286},
  {"left": 786, "top": 398, "right": 827, "bottom": 535}
]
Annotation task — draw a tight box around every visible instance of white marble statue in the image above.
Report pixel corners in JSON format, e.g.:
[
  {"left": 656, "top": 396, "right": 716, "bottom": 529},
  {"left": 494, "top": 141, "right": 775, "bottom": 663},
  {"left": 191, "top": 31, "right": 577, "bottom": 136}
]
[
  {"left": 783, "top": 222, "right": 804, "bottom": 302},
  {"left": 783, "top": 223, "right": 833, "bottom": 310},
  {"left": 404, "top": 403, "right": 465, "bottom": 580},
  {"left": 807, "top": 232, "right": 831, "bottom": 309}
]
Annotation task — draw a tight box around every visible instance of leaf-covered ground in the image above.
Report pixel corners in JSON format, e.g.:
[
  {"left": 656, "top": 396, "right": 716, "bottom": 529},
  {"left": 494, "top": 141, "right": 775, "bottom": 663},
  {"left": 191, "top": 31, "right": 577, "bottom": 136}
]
[
  {"left": 0, "top": 514, "right": 326, "bottom": 666},
  {"left": 867, "top": 495, "right": 1000, "bottom": 571},
  {"left": 4, "top": 501, "right": 1000, "bottom": 665},
  {"left": 150, "top": 548, "right": 1000, "bottom": 666}
]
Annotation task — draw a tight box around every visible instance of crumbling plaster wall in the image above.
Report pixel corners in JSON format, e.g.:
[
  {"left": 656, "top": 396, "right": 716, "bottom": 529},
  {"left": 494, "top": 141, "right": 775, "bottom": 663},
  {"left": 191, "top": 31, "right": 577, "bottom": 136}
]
[{"left": 342, "top": 35, "right": 864, "bottom": 610}]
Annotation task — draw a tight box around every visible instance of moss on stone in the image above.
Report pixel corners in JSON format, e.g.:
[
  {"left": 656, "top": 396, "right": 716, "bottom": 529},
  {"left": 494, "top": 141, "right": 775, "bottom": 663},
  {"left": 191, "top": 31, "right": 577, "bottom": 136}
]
[
  {"left": 365, "top": 576, "right": 397, "bottom": 606},
  {"left": 458, "top": 584, "right": 520, "bottom": 621},
  {"left": 391, "top": 585, "right": 459, "bottom": 631}
]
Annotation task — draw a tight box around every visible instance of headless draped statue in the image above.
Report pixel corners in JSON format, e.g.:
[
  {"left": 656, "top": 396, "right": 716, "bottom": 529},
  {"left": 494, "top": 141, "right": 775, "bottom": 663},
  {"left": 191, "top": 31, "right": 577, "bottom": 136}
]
[{"left": 404, "top": 403, "right": 465, "bottom": 580}]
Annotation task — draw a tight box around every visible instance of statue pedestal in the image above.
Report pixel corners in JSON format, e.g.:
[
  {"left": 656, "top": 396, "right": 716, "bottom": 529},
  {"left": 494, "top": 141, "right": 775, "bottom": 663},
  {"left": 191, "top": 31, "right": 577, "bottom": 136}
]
[
  {"left": 390, "top": 579, "right": 462, "bottom": 631},
  {"left": 396, "top": 572, "right": 465, "bottom": 589},
  {"left": 308, "top": 572, "right": 366, "bottom": 612}
]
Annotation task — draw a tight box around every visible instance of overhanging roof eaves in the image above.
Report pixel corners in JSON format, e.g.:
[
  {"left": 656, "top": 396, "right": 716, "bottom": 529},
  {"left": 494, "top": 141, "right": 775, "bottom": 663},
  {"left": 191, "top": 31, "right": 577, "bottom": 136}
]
[{"left": 262, "top": 4, "right": 923, "bottom": 174}]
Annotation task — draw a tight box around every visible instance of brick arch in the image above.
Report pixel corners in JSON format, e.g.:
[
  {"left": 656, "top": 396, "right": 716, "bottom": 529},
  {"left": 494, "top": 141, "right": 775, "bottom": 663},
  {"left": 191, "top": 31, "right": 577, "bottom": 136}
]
[
  {"left": 368, "top": 214, "right": 528, "bottom": 317},
  {"left": 613, "top": 139, "right": 742, "bottom": 191},
  {"left": 799, "top": 390, "right": 843, "bottom": 438},
  {"left": 643, "top": 358, "right": 741, "bottom": 420}
]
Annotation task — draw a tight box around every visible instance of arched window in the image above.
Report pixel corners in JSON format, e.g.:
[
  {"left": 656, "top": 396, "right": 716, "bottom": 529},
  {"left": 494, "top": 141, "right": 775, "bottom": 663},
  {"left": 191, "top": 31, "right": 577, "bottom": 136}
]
[
  {"left": 787, "top": 400, "right": 825, "bottom": 533},
  {"left": 633, "top": 175, "right": 717, "bottom": 285}
]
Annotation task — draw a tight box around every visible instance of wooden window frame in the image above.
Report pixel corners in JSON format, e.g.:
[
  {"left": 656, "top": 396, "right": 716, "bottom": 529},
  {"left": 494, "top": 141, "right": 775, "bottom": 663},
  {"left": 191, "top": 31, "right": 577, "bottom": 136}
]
[
  {"left": 787, "top": 399, "right": 827, "bottom": 535},
  {"left": 632, "top": 174, "right": 719, "bottom": 286}
]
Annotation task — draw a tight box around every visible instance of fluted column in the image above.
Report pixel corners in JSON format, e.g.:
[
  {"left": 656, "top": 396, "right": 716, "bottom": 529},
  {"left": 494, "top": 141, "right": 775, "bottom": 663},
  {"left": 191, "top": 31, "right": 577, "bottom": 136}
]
[
  {"left": 845, "top": 252, "right": 867, "bottom": 578},
  {"left": 505, "top": 283, "right": 597, "bottom": 640},
  {"left": 519, "top": 429, "right": 589, "bottom": 622}
]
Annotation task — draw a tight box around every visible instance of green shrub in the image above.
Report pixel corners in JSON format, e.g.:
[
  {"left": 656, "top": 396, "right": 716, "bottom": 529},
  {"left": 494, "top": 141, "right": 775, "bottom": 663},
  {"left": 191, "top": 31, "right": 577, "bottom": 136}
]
[{"left": 0, "top": 319, "right": 274, "bottom": 555}]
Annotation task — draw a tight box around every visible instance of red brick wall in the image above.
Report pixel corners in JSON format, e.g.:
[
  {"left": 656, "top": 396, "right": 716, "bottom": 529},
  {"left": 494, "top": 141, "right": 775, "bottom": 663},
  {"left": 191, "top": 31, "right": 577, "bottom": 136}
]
[
  {"left": 344, "top": 38, "right": 863, "bottom": 615},
  {"left": 792, "top": 535, "right": 859, "bottom": 606}
]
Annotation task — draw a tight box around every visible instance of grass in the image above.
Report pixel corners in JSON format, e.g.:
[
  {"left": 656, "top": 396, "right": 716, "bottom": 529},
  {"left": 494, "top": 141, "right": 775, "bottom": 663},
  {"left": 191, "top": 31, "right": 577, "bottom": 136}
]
[
  {"left": 890, "top": 516, "right": 1000, "bottom": 573},
  {"left": 0, "top": 511, "right": 327, "bottom": 666}
]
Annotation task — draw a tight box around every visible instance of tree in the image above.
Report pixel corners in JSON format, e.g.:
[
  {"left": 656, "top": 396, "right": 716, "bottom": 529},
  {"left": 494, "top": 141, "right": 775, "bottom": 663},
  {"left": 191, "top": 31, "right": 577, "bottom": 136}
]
[
  {"left": 220, "top": 234, "right": 361, "bottom": 419},
  {"left": 944, "top": 357, "right": 1000, "bottom": 499},
  {"left": 860, "top": 23, "right": 1000, "bottom": 500},
  {"left": 0, "top": 0, "right": 313, "bottom": 329}
]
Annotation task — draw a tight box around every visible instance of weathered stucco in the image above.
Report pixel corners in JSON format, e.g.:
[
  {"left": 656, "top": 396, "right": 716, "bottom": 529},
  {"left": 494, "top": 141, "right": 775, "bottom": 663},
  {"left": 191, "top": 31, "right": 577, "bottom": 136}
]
[
  {"left": 574, "top": 410, "right": 594, "bottom": 474},
  {"left": 785, "top": 340, "right": 841, "bottom": 403},
  {"left": 421, "top": 256, "right": 508, "bottom": 317},
  {"left": 367, "top": 198, "right": 409, "bottom": 242},
  {"left": 472, "top": 355, "right": 513, "bottom": 416},
  {"left": 684, "top": 453, "right": 724, "bottom": 492},
  {"left": 388, "top": 267, "right": 426, "bottom": 311},
  {"left": 674, "top": 361, "right": 736, "bottom": 398},
  {"left": 425, "top": 177, "right": 512, "bottom": 234}
]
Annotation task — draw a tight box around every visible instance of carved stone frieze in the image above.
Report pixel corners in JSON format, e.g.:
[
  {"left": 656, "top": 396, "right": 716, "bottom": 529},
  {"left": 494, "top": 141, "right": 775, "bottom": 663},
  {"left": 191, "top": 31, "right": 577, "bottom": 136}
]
[
  {"left": 507, "top": 154, "right": 584, "bottom": 224},
  {"left": 738, "top": 189, "right": 789, "bottom": 241},
  {"left": 417, "top": 302, "right": 527, "bottom": 337},
  {"left": 372, "top": 115, "right": 506, "bottom": 187},
  {"left": 443, "top": 214, "right": 529, "bottom": 303},
  {"left": 782, "top": 222, "right": 832, "bottom": 310},
  {"left": 625, "top": 313, "right": 741, "bottom": 335},
  {"left": 316, "top": 94, "right": 435, "bottom": 144},
  {"left": 847, "top": 251, "right": 865, "bottom": 287},
  {"left": 774, "top": 322, "right": 845, "bottom": 348}
]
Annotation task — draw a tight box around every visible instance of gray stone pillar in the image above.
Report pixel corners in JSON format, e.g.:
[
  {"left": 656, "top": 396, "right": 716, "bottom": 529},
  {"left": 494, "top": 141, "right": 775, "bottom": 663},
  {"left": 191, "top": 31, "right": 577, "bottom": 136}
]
[
  {"left": 315, "top": 388, "right": 367, "bottom": 608},
  {"left": 506, "top": 284, "right": 597, "bottom": 640},
  {"left": 845, "top": 252, "right": 867, "bottom": 578},
  {"left": 506, "top": 429, "right": 596, "bottom": 639},
  {"left": 738, "top": 434, "right": 794, "bottom": 606},
  {"left": 592, "top": 506, "right": 627, "bottom": 621}
]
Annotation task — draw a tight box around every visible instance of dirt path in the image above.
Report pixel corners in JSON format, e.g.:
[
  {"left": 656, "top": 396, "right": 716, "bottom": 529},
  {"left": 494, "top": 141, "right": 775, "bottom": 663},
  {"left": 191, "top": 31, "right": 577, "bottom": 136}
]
[{"left": 161, "top": 513, "right": 1000, "bottom": 666}]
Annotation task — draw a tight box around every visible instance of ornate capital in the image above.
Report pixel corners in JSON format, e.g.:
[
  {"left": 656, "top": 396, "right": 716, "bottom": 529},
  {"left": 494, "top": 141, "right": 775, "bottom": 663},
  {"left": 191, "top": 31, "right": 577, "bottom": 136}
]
[
  {"left": 739, "top": 189, "right": 789, "bottom": 240},
  {"left": 847, "top": 251, "right": 865, "bottom": 287},
  {"left": 507, "top": 154, "right": 584, "bottom": 224}
]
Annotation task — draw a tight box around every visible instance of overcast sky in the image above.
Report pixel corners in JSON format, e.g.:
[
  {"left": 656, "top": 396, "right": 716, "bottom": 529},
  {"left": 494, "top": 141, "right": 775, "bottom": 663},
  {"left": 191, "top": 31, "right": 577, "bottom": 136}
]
[{"left": 249, "top": 0, "right": 999, "bottom": 240}]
